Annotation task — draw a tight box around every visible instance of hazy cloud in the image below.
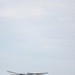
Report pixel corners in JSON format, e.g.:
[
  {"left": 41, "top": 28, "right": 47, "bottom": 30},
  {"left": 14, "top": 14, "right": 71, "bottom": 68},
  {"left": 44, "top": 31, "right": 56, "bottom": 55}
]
[{"left": 0, "top": 0, "right": 75, "bottom": 75}]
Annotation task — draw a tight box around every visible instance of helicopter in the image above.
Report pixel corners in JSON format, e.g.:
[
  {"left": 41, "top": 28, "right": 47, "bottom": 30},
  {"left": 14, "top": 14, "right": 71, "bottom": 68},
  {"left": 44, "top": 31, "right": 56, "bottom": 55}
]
[{"left": 7, "top": 71, "right": 48, "bottom": 75}]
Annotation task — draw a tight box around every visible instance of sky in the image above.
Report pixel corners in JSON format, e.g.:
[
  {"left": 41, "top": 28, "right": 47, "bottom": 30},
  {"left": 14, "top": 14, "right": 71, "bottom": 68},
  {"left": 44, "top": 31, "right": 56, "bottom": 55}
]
[{"left": 0, "top": 0, "right": 75, "bottom": 75}]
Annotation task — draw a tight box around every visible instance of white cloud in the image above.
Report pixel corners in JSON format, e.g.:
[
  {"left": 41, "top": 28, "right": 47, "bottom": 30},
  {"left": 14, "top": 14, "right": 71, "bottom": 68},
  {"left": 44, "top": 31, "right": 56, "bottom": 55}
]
[
  {"left": 0, "top": 0, "right": 74, "bottom": 20},
  {"left": 0, "top": 6, "right": 46, "bottom": 19},
  {"left": 0, "top": 0, "right": 47, "bottom": 19}
]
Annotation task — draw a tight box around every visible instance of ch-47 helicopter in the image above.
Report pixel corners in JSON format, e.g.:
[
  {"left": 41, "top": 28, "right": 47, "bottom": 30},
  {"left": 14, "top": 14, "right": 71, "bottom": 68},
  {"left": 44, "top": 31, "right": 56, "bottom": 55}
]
[{"left": 7, "top": 71, "right": 48, "bottom": 75}]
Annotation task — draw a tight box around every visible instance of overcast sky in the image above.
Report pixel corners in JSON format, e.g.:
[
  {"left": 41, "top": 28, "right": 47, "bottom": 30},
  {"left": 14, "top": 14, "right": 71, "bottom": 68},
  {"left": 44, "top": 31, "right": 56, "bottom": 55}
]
[{"left": 0, "top": 0, "right": 75, "bottom": 75}]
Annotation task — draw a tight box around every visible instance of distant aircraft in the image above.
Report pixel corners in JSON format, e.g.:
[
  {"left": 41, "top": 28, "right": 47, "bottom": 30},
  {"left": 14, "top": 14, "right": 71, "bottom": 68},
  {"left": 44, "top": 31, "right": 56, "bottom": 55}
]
[{"left": 7, "top": 71, "right": 48, "bottom": 75}]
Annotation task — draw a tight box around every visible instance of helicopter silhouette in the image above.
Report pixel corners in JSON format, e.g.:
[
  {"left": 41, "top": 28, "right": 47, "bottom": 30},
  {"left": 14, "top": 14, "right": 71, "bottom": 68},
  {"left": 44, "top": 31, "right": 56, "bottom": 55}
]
[{"left": 7, "top": 71, "right": 48, "bottom": 75}]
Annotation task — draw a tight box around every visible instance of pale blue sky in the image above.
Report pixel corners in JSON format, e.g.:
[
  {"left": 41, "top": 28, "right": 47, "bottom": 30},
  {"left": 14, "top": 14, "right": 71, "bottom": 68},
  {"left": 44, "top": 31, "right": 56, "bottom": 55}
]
[{"left": 0, "top": 0, "right": 75, "bottom": 75}]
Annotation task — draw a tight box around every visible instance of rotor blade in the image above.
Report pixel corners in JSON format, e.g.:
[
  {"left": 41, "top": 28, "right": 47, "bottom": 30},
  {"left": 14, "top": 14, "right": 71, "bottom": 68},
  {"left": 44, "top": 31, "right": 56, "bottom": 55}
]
[
  {"left": 7, "top": 71, "right": 18, "bottom": 74},
  {"left": 30, "top": 72, "right": 48, "bottom": 74},
  {"left": 27, "top": 72, "right": 48, "bottom": 75},
  {"left": 37, "top": 72, "right": 48, "bottom": 74}
]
